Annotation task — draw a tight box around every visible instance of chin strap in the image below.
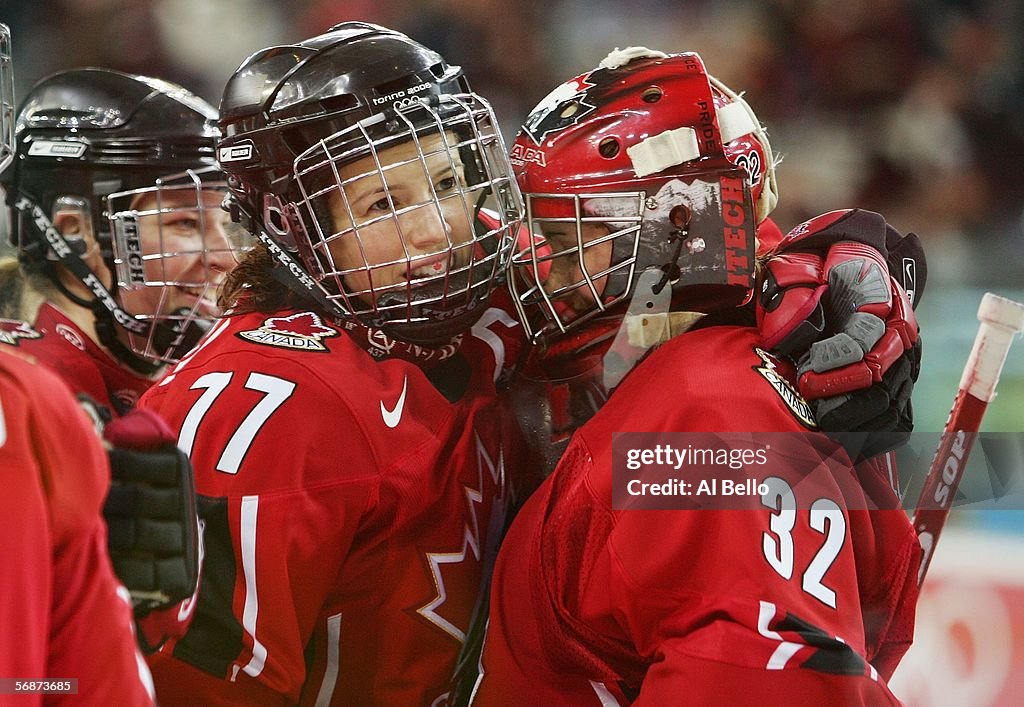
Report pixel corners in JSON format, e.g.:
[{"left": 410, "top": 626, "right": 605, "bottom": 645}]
[
  {"left": 245, "top": 195, "right": 472, "bottom": 368},
  {"left": 344, "top": 318, "right": 465, "bottom": 368},
  {"left": 13, "top": 193, "right": 170, "bottom": 375},
  {"left": 95, "top": 303, "right": 211, "bottom": 376},
  {"left": 92, "top": 302, "right": 163, "bottom": 376},
  {"left": 13, "top": 194, "right": 149, "bottom": 336},
  {"left": 51, "top": 269, "right": 96, "bottom": 309}
]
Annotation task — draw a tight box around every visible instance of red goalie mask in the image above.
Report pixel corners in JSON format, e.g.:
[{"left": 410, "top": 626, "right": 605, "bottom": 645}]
[{"left": 508, "top": 48, "right": 776, "bottom": 352}]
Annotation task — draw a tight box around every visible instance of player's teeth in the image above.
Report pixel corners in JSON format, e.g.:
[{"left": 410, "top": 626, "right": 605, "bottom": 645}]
[{"left": 412, "top": 262, "right": 445, "bottom": 277}]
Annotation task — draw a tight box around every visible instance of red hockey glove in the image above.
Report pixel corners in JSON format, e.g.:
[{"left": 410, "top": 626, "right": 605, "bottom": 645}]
[{"left": 756, "top": 209, "right": 926, "bottom": 457}]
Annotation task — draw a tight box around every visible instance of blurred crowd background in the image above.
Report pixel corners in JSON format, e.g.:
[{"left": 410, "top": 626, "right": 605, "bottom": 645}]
[
  {"left": 3, "top": 0, "right": 1023, "bottom": 288},
  {"left": 1, "top": 1, "right": 1022, "bottom": 702}
]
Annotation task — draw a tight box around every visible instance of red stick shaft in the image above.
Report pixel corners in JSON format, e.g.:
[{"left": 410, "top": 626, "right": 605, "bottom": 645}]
[
  {"left": 911, "top": 391, "right": 987, "bottom": 585},
  {"left": 911, "top": 293, "right": 1024, "bottom": 587}
]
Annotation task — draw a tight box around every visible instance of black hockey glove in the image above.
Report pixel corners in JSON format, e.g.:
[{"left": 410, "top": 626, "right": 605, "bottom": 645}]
[{"left": 103, "top": 408, "right": 200, "bottom": 617}]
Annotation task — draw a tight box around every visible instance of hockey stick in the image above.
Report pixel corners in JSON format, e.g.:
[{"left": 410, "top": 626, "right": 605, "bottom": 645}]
[{"left": 912, "top": 292, "right": 1024, "bottom": 586}]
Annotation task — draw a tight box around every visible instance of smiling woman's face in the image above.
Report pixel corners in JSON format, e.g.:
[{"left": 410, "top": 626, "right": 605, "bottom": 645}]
[
  {"left": 324, "top": 131, "right": 476, "bottom": 306},
  {"left": 116, "top": 186, "right": 237, "bottom": 320}
]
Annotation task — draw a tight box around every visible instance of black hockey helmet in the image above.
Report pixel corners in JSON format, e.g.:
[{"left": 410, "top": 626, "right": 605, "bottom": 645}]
[
  {"left": 2, "top": 68, "right": 241, "bottom": 370},
  {"left": 217, "top": 21, "right": 522, "bottom": 344}
]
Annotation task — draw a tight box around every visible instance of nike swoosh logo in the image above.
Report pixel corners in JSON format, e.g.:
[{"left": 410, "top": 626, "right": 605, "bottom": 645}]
[
  {"left": 902, "top": 258, "right": 916, "bottom": 305},
  {"left": 381, "top": 375, "right": 408, "bottom": 428}
]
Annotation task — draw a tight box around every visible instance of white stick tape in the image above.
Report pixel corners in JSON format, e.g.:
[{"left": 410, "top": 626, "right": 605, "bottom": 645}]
[{"left": 961, "top": 293, "right": 1024, "bottom": 402}]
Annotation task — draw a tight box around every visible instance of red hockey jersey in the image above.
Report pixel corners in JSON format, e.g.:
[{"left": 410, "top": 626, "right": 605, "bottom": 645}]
[
  {"left": 473, "top": 326, "right": 921, "bottom": 706},
  {"left": 140, "top": 305, "right": 528, "bottom": 706},
  {"left": 0, "top": 350, "right": 155, "bottom": 706},
  {"left": 1, "top": 302, "right": 197, "bottom": 650},
  {"left": 0, "top": 303, "right": 152, "bottom": 414}
]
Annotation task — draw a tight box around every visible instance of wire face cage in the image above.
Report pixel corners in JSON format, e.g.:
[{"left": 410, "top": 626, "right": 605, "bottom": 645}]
[
  {"left": 0, "top": 24, "right": 14, "bottom": 174},
  {"left": 510, "top": 169, "right": 757, "bottom": 347},
  {"left": 290, "top": 93, "right": 522, "bottom": 330},
  {"left": 509, "top": 190, "right": 645, "bottom": 342},
  {"left": 108, "top": 166, "right": 253, "bottom": 362}
]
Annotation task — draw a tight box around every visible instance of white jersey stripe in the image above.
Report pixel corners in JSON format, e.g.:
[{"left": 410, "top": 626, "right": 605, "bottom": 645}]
[
  {"left": 314, "top": 613, "right": 343, "bottom": 707},
  {"left": 757, "top": 600, "right": 803, "bottom": 670},
  {"left": 240, "top": 495, "right": 268, "bottom": 677},
  {"left": 589, "top": 681, "right": 623, "bottom": 707}
]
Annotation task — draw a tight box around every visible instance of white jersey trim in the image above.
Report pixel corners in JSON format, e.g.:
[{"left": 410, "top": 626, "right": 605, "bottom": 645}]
[
  {"left": 757, "top": 600, "right": 803, "bottom": 670},
  {"left": 590, "top": 680, "right": 623, "bottom": 706},
  {"left": 240, "top": 495, "right": 268, "bottom": 677},
  {"left": 314, "top": 613, "right": 343, "bottom": 707}
]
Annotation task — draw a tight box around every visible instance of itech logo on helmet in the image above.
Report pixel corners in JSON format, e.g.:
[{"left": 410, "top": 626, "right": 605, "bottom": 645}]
[
  {"left": 121, "top": 214, "right": 146, "bottom": 285},
  {"left": 720, "top": 175, "right": 754, "bottom": 287}
]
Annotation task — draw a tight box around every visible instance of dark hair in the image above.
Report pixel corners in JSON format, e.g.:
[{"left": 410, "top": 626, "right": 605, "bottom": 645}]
[{"left": 218, "top": 242, "right": 309, "bottom": 315}]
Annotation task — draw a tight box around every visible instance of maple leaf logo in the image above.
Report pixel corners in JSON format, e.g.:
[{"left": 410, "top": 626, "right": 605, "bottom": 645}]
[
  {"left": 419, "top": 434, "right": 507, "bottom": 643},
  {"left": 752, "top": 347, "right": 816, "bottom": 429},
  {"left": 521, "top": 72, "right": 598, "bottom": 145},
  {"left": 0, "top": 318, "right": 42, "bottom": 346},
  {"left": 262, "top": 312, "right": 339, "bottom": 338},
  {"left": 237, "top": 312, "right": 340, "bottom": 352}
]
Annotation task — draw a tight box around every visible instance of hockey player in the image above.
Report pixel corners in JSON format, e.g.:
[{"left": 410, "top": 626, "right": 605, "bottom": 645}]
[
  {"left": 471, "top": 49, "right": 922, "bottom": 705},
  {"left": 0, "top": 67, "right": 243, "bottom": 650},
  {"left": 137, "top": 22, "right": 532, "bottom": 706},
  {"left": 504, "top": 46, "right": 922, "bottom": 472},
  {"left": 0, "top": 27, "right": 151, "bottom": 702},
  {"left": 1, "top": 67, "right": 241, "bottom": 407},
  {"left": 0, "top": 346, "right": 157, "bottom": 706}
]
